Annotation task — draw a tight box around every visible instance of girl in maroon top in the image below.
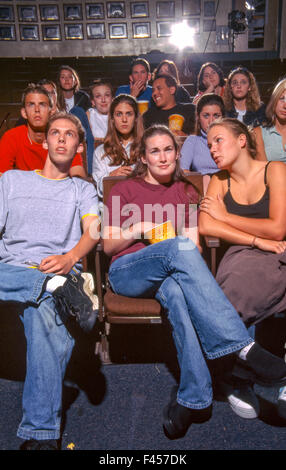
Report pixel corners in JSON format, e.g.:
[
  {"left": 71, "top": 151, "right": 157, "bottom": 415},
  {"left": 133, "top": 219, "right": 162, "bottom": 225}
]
[{"left": 103, "top": 124, "right": 286, "bottom": 440}]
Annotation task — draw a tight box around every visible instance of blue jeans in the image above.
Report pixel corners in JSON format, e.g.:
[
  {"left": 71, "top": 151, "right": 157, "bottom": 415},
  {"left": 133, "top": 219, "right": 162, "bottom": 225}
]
[
  {"left": 108, "top": 237, "right": 253, "bottom": 409},
  {"left": 0, "top": 264, "right": 74, "bottom": 440}
]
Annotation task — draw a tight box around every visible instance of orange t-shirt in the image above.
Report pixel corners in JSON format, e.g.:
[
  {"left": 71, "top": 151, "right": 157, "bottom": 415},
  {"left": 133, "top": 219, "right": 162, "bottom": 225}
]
[{"left": 0, "top": 125, "right": 83, "bottom": 173}]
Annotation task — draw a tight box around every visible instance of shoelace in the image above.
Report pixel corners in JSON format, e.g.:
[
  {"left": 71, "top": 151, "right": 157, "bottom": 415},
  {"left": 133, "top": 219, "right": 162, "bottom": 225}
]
[{"left": 54, "top": 296, "right": 76, "bottom": 327}]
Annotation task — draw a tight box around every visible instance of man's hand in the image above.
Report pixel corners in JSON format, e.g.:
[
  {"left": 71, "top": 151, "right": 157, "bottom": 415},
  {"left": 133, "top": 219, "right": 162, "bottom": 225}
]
[
  {"left": 129, "top": 78, "right": 145, "bottom": 98},
  {"left": 39, "top": 253, "right": 76, "bottom": 274}
]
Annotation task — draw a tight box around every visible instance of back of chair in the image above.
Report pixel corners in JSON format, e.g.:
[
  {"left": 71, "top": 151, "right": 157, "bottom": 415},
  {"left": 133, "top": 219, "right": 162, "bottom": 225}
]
[
  {"left": 103, "top": 175, "right": 129, "bottom": 205},
  {"left": 102, "top": 172, "right": 206, "bottom": 204}
]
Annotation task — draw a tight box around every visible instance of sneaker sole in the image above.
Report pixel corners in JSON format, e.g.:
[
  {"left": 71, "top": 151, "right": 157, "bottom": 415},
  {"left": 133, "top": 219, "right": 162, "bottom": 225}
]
[
  {"left": 81, "top": 273, "right": 99, "bottom": 311},
  {"left": 220, "top": 382, "right": 259, "bottom": 419},
  {"left": 228, "top": 398, "right": 259, "bottom": 419}
]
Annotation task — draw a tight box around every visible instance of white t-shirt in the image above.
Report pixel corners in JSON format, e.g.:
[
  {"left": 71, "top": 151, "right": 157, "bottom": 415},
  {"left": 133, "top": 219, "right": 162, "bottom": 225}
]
[
  {"left": 65, "top": 96, "right": 75, "bottom": 112},
  {"left": 88, "top": 108, "right": 108, "bottom": 139},
  {"left": 235, "top": 108, "right": 247, "bottom": 122}
]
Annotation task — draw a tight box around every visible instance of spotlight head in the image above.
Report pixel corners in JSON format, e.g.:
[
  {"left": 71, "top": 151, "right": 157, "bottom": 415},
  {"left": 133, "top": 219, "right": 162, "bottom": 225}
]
[{"left": 228, "top": 10, "right": 247, "bottom": 33}]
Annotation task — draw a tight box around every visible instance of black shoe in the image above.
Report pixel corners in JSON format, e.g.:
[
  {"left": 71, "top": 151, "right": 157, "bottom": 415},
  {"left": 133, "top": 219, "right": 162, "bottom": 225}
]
[
  {"left": 163, "top": 388, "right": 212, "bottom": 440},
  {"left": 19, "top": 439, "right": 59, "bottom": 450},
  {"left": 233, "top": 343, "right": 286, "bottom": 387},
  {"left": 53, "top": 273, "right": 98, "bottom": 333}
]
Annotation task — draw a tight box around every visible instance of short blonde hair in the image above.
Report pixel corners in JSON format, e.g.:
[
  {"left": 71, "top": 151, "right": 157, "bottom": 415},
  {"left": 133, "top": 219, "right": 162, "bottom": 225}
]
[
  {"left": 265, "top": 78, "right": 286, "bottom": 127},
  {"left": 45, "top": 111, "right": 85, "bottom": 144}
]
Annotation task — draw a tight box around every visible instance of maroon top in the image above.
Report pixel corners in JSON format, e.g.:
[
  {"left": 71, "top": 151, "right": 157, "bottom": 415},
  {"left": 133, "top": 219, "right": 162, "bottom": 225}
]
[{"left": 105, "top": 176, "right": 199, "bottom": 263}]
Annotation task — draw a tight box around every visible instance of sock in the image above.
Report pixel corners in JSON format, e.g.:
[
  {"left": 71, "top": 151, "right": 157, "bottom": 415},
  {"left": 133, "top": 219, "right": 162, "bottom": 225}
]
[
  {"left": 45, "top": 275, "right": 67, "bottom": 293},
  {"left": 237, "top": 341, "right": 255, "bottom": 361}
]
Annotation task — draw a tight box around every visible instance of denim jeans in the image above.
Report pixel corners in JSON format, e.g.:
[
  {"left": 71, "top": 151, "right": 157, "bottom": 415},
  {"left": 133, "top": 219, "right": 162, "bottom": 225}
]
[
  {"left": 108, "top": 237, "right": 252, "bottom": 409},
  {"left": 0, "top": 263, "right": 74, "bottom": 440}
]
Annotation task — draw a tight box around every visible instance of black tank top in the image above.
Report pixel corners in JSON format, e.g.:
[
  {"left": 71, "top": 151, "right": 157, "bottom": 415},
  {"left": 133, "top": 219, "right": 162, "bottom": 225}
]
[{"left": 223, "top": 162, "right": 270, "bottom": 218}]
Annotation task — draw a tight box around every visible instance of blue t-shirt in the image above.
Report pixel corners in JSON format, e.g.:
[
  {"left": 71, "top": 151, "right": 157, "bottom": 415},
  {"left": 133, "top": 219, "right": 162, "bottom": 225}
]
[
  {"left": 0, "top": 170, "right": 99, "bottom": 268},
  {"left": 261, "top": 126, "right": 286, "bottom": 163},
  {"left": 115, "top": 84, "right": 153, "bottom": 104},
  {"left": 180, "top": 131, "right": 219, "bottom": 175}
]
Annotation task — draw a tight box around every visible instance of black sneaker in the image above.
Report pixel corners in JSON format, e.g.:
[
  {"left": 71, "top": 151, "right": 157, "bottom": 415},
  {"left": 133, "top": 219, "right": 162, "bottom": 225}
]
[
  {"left": 233, "top": 343, "right": 286, "bottom": 387},
  {"left": 53, "top": 273, "right": 98, "bottom": 333},
  {"left": 20, "top": 439, "right": 59, "bottom": 450},
  {"left": 163, "top": 386, "right": 212, "bottom": 440}
]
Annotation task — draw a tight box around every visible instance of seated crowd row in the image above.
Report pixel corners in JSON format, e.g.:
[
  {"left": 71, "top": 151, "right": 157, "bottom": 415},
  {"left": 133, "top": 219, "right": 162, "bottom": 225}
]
[{"left": 0, "top": 58, "right": 285, "bottom": 185}]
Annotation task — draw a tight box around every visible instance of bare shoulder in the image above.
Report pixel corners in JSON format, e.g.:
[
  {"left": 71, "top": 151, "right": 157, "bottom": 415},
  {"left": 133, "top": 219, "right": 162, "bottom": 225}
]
[
  {"left": 206, "top": 170, "right": 228, "bottom": 196},
  {"left": 253, "top": 126, "right": 262, "bottom": 137},
  {"left": 267, "top": 161, "right": 286, "bottom": 180}
]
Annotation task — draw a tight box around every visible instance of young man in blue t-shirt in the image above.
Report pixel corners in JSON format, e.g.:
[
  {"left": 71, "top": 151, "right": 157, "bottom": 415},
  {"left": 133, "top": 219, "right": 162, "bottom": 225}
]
[
  {"left": 115, "top": 57, "right": 153, "bottom": 105},
  {"left": 0, "top": 112, "right": 100, "bottom": 450}
]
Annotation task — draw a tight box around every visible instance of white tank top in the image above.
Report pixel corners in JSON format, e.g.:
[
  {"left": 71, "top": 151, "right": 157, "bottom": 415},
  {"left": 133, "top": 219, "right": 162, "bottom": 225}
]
[{"left": 88, "top": 108, "right": 108, "bottom": 138}]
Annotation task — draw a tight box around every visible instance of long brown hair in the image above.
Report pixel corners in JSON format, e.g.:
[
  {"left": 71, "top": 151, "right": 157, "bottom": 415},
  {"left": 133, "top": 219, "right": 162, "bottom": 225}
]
[
  {"left": 56, "top": 65, "right": 81, "bottom": 112},
  {"left": 223, "top": 67, "right": 262, "bottom": 112},
  {"left": 132, "top": 125, "right": 199, "bottom": 201},
  {"left": 103, "top": 94, "right": 143, "bottom": 166},
  {"left": 197, "top": 62, "right": 225, "bottom": 92},
  {"left": 153, "top": 60, "right": 180, "bottom": 84}
]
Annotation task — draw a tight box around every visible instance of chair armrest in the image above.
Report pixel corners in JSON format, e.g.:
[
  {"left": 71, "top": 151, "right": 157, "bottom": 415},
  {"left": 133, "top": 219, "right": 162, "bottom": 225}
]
[
  {"left": 203, "top": 236, "right": 221, "bottom": 277},
  {"left": 204, "top": 235, "right": 220, "bottom": 248},
  {"left": 94, "top": 241, "right": 105, "bottom": 321}
]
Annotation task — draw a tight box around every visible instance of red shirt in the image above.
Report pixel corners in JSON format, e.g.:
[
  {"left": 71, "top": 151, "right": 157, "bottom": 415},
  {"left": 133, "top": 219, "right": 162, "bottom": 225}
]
[
  {"left": 105, "top": 177, "right": 199, "bottom": 263},
  {"left": 0, "top": 125, "right": 83, "bottom": 172}
]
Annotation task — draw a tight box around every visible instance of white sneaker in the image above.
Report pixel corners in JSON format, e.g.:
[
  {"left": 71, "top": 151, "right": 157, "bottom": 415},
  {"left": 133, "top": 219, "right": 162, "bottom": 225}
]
[
  {"left": 220, "top": 382, "right": 260, "bottom": 419},
  {"left": 278, "top": 386, "right": 286, "bottom": 420}
]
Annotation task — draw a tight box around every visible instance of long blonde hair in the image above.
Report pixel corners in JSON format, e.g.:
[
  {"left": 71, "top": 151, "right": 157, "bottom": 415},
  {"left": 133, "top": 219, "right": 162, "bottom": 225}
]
[
  {"left": 223, "top": 67, "right": 262, "bottom": 112},
  {"left": 103, "top": 94, "right": 143, "bottom": 166},
  {"left": 265, "top": 78, "right": 286, "bottom": 127}
]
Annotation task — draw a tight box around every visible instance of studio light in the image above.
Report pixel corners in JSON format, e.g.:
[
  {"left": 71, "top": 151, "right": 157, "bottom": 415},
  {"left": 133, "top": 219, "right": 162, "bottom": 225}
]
[
  {"left": 169, "top": 21, "right": 195, "bottom": 50},
  {"left": 228, "top": 10, "right": 247, "bottom": 33},
  {"left": 245, "top": 1, "right": 255, "bottom": 10}
]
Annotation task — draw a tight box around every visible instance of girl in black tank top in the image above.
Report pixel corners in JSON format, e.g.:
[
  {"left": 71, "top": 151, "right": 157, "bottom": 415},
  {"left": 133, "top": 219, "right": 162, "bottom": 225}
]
[
  {"left": 199, "top": 118, "right": 286, "bottom": 421},
  {"left": 200, "top": 119, "right": 286, "bottom": 254},
  {"left": 224, "top": 161, "right": 271, "bottom": 218}
]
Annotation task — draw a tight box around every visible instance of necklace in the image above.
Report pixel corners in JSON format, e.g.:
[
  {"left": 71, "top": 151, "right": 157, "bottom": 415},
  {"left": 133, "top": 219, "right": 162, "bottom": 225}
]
[{"left": 27, "top": 130, "right": 33, "bottom": 145}]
